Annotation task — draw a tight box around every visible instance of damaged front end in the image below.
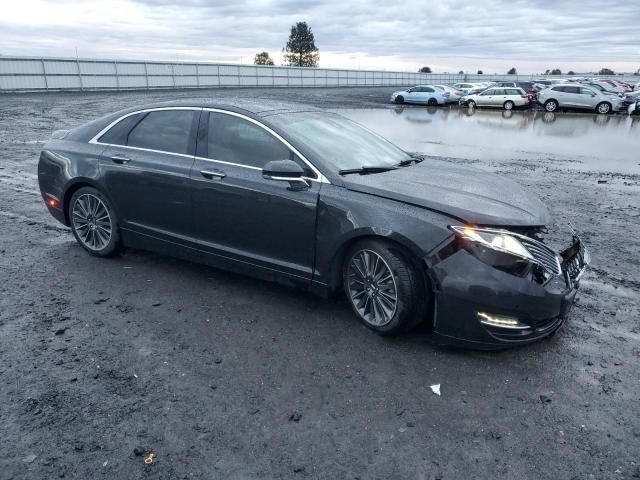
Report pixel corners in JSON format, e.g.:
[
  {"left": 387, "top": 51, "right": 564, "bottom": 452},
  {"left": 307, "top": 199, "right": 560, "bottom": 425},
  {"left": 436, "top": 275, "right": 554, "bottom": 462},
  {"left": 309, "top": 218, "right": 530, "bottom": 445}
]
[{"left": 426, "top": 224, "right": 590, "bottom": 349}]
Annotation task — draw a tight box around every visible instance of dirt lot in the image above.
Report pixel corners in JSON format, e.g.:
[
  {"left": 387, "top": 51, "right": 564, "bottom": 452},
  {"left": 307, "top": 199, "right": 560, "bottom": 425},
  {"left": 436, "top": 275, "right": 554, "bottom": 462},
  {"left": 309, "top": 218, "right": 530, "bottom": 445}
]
[{"left": 0, "top": 87, "right": 639, "bottom": 480}]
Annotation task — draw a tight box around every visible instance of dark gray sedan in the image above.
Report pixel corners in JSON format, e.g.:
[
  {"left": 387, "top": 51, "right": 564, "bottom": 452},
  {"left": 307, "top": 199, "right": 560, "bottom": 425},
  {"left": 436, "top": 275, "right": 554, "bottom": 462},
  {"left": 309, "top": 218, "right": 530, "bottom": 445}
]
[{"left": 38, "top": 100, "right": 588, "bottom": 349}]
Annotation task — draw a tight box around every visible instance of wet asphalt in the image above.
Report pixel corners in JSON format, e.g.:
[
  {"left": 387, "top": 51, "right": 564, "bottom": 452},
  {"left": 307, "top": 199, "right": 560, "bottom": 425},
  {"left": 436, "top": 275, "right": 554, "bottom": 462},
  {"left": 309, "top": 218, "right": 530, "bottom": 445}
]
[{"left": 0, "top": 87, "right": 639, "bottom": 479}]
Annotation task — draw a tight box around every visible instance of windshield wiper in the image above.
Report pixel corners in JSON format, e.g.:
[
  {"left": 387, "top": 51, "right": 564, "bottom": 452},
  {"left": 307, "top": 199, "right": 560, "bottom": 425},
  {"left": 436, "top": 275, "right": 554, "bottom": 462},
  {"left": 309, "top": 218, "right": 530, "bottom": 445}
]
[
  {"left": 397, "top": 157, "right": 424, "bottom": 167},
  {"left": 339, "top": 166, "right": 398, "bottom": 176}
]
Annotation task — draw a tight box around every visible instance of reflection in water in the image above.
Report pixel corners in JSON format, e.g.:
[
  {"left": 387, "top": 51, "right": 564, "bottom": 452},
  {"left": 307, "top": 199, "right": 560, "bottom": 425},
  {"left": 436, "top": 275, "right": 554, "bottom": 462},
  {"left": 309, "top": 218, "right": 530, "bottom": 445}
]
[{"left": 335, "top": 107, "right": 640, "bottom": 174}]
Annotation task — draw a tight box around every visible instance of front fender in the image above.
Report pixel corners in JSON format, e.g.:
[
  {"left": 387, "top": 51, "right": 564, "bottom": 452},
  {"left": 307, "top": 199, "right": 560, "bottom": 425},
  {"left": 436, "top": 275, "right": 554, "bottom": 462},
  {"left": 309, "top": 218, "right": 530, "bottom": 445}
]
[{"left": 314, "top": 184, "right": 455, "bottom": 288}]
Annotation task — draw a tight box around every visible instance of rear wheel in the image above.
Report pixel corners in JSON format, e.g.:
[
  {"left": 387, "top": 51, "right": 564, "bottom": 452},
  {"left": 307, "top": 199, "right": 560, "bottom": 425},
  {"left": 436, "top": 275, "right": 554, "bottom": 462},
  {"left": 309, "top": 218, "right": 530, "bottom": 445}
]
[
  {"left": 69, "top": 187, "right": 121, "bottom": 257},
  {"left": 544, "top": 100, "right": 558, "bottom": 112},
  {"left": 343, "top": 239, "right": 427, "bottom": 335},
  {"left": 427, "top": 98, "right": 438, "bottom": 106},
  {"left": 468, "top": 100, "right": 476, "bottom": 108},
  {"left": 596, "top": 102, "right": 611, "bottom": 114},
  {"left": 503, "top": 100, "right": 514, "bottom": 110},
  {"left": 395, "top": 95, "right": 405, "bottom": 105}
]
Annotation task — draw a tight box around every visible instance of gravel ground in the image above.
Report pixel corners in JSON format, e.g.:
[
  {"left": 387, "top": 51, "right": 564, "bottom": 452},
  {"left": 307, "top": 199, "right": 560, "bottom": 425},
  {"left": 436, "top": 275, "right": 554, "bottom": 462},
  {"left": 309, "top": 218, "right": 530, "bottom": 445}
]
[{"left": 0, "top": 87, "right": 639, "bottom": 480}]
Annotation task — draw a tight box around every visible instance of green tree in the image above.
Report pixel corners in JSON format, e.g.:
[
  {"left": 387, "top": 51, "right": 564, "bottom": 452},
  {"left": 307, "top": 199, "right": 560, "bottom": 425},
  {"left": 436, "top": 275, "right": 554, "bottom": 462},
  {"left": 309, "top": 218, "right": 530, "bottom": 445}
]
[
  {"left": 567, "top": 70, "right": 575, "bottom": 75},
  {"left": 419, "top": 66, "right": 432, "bottom": 73},
  {"left": 550, "top": 68, "right": 562, "bottom": 75},
  {"left": 544, "top": 69, "right": 550, "bottom": 75},
  {"left": 458, "top": 70, "right": 464, "bottom": 74},
  {"left": 283, "top": 22, "right": 319, "bottom": 67},
  {"left": 598, "top": 67, "right": 615, "bottom": 75},
  {"left": 477, "top": 70, "right": 483, "bottom": 75},
  {"left": 254, "top": 52, "right": 274, "bottom": 66},
  {"left": 507, "top": 67, "right": 517, "bottom": 75}
]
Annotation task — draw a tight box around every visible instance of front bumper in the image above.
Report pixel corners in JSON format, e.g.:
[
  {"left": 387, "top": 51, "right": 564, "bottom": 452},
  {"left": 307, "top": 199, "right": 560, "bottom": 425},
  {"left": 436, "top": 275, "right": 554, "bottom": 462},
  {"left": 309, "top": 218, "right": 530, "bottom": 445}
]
[{"left": 430, "top": 238, "right": 588, "bottom": 350}]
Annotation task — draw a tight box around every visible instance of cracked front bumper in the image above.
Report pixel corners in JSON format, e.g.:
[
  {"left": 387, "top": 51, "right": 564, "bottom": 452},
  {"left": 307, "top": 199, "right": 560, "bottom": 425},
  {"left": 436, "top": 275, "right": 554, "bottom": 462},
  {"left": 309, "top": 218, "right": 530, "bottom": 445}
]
[{"left": 429, "top": 240, "right": 588, "bottom": 350}]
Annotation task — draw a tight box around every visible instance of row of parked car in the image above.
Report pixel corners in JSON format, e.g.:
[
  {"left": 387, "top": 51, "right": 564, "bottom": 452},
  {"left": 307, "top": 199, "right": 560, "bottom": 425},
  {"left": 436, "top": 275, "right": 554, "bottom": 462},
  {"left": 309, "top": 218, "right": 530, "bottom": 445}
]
[{"left": 390, "top": 78, "right": 640, "bottom": 114}]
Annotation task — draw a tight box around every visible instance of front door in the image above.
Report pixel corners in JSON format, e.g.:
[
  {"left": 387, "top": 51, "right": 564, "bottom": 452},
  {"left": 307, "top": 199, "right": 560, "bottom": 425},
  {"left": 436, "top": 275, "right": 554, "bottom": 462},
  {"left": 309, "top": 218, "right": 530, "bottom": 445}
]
[{"left": 189, "top": 111, "right": 320, "bottom": 280}]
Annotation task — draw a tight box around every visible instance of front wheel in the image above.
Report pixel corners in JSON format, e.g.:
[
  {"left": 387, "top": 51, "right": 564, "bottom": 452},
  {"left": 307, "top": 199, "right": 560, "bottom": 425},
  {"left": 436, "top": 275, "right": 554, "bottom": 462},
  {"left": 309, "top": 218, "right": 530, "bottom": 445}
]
[
  {"left": 69, "top": 187, "right": 121, "bottom": 257},
  {"left": 343, "top": 239, "right": 427, "bottom": 335},
  {"left": 544, "top": 100, "right": 558, "bottom": 112},
  {"left": 503, "top": 100, "right": 514, "bottom": 110},
  {"left": 468, "top": 100, "right": 476, "bottom": 108},
  {"left": 596, "top": 102, "right": 611, "bottom": 114},
  {"left": 394, "top": 95, "right": 405, "bottom": 105},
  {"left": 427, "top": 98, "right": 438, "bottom": 106}
]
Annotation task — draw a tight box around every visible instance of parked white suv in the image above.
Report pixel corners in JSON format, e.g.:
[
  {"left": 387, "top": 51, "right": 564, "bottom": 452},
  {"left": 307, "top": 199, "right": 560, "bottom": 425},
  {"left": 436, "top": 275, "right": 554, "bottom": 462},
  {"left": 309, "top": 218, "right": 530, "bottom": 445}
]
[{"left": 537, "top": 84, "right": 622, "bottom": 114}]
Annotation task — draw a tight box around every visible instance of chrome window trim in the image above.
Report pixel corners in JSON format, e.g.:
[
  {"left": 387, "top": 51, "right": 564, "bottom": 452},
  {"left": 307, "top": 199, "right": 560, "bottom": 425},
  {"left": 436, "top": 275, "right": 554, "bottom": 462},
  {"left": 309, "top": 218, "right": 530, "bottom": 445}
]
[
  {"left": 88, "top": 106, "right": 329, "bottom": 184},
  {"left": 202, "top": 108, "right": 328, "bottom": 184}
]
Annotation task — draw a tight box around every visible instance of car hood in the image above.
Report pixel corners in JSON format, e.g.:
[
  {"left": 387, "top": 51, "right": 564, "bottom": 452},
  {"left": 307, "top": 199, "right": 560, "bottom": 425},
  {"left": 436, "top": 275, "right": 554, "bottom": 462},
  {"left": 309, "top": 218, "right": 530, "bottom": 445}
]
[{"left": 341, "top": 160, "right": 552, "bottom": 226}]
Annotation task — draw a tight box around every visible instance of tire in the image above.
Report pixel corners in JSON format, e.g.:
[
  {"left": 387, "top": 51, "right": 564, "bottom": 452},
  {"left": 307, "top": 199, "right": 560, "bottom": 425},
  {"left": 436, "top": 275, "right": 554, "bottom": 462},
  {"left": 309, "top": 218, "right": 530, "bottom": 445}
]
[
  {"left": 342, "top": 239, "right": 427, "bottom": 335},
  {"left": 468, "top": 100, "right": 476, "bottom": 108},
  {"left": 544, "top": 100, "right": 558, "bottom": 112},
  {"left": 503, "top": 100, "right": 514, "bottom": 110},
  {"left": 395, "top": 95, "right": 405, "bottom": 105},
  {"left": 427, "top": 98, "right": 438, "bottom": 106},
  {"left": 596, "top": 102, "right": 611, "bottom": 114},
  {"left": 68, "top": 186, "right": 121, "bottom": 257}
]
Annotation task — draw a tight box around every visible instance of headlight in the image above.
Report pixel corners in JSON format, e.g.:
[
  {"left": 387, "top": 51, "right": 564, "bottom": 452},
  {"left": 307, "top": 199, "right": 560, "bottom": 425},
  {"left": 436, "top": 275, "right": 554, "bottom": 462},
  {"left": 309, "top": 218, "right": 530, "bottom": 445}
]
[{"left": 450, "top": 226, "right": 533, "bottom": 261}]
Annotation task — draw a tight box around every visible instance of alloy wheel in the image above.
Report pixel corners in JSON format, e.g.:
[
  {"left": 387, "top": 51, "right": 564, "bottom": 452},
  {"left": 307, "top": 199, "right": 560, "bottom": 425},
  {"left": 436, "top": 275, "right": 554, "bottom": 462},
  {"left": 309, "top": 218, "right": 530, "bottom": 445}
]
[
  {"left": 597, "top": 103, "right": 610, "bottom": 114},
  {"left": 72, "top": 193, "right": 113, "bottom": 251},
  {"left": 346, "top": 249, "right": 398, "bottom": 327},
  {"left": 504, "top": 101, "right": 514, "bottom": 110}
]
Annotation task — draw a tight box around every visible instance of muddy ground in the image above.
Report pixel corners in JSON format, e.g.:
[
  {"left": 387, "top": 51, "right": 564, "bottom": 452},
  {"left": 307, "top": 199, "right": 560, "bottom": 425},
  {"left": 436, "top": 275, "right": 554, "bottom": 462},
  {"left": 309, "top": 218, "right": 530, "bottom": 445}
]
[{"left": 0, "top": 87, "right": 638, "bottom": 479}]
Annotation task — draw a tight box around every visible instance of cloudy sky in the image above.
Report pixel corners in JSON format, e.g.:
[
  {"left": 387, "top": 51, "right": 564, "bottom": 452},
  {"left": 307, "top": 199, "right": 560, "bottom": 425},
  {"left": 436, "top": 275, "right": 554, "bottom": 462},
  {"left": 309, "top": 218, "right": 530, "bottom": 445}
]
[{"left": 1, "top": 0, "right": 638, "bottom": 73}]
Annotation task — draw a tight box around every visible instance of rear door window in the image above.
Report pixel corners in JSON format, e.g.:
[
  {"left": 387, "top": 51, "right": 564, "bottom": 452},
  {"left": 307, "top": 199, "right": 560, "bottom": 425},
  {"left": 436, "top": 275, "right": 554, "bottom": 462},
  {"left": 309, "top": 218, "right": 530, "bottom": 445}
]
[
  {"left": 127, "top": 110, "right": 195, "bottom": 155},
  {"left": 97, "top": 113, "right": 144, "bottom": 145}
]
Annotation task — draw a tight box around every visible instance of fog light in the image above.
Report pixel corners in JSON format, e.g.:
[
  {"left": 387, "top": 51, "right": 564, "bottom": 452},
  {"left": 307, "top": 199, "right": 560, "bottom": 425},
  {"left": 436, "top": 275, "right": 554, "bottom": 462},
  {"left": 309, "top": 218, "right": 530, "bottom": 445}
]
[{"left": 477, "top": 312, "right": 528, "bottom": 329}]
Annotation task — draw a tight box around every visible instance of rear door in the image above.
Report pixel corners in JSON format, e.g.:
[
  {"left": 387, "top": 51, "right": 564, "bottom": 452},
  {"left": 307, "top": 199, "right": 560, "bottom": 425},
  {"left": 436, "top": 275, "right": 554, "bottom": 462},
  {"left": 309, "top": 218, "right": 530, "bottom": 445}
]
[
  {"left": 189, "top": 110, "right": 320, "bottom": 280},
  {"left": 98, "top": 108, "right": 199, "bottom": 240}
]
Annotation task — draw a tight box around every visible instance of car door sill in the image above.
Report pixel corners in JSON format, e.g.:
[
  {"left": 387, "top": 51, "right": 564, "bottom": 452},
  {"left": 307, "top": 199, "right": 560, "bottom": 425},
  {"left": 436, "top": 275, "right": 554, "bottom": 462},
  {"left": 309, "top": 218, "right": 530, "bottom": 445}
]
[{"left": 120, "top": 227, "right": 313, "bottom": 283}]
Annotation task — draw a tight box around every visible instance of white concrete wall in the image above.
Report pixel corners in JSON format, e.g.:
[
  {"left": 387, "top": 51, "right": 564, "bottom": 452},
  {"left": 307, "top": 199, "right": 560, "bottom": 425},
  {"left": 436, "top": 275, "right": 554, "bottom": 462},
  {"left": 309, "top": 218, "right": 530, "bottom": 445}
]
[{"left": 1, "top": 56, "right": 637, "bottom": 92}]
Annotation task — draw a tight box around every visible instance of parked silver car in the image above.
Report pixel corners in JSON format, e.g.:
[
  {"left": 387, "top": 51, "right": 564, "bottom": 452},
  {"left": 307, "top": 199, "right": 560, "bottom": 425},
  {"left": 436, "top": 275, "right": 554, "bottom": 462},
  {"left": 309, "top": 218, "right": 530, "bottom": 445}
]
[
  {"left": 390, "top": 85, "right": 448, "bottom": 105},
  {"left": 434, "top": 85, "right": 464, "bottom": 103},
  {"left": 459, "top": 87, "right": 530, "bottom": 110},
  {"left": 537, "top": 84, "right": 622, "bottom": 114},
  {"left": 452, "top": 83, "right": 486, "bottom": 95}
]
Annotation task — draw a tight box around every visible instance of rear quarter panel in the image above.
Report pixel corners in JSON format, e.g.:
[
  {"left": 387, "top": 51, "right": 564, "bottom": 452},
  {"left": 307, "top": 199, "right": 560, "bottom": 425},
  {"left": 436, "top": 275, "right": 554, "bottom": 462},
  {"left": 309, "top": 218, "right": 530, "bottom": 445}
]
[{"left": 38, "top": 139, "right": 108, "bottom": 225}]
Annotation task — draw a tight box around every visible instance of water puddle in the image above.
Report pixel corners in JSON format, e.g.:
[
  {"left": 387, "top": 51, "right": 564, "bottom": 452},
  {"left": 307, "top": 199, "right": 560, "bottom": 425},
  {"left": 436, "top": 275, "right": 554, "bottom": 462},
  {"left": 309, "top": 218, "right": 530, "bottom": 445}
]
[{"left": 335, "top": 107, "right": 640, "bottom": 175}]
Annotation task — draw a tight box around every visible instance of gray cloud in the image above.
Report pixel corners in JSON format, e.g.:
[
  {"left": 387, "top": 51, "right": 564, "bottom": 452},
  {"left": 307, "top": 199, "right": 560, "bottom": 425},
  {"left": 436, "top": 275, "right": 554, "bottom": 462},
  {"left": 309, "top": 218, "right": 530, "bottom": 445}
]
[{"left": 1, "top": 0, "right": 638, "bottom": 72}]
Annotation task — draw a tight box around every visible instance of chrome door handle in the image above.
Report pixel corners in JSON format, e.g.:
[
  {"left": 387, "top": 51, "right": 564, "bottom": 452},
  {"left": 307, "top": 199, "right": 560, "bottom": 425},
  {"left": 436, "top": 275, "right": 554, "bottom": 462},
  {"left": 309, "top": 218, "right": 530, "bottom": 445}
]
[
  {"left": 111, "top": 154, "right": 131, "bottom": 164},
  {"left": 200, "top": 169, "right": 226, "bottom": 179}
]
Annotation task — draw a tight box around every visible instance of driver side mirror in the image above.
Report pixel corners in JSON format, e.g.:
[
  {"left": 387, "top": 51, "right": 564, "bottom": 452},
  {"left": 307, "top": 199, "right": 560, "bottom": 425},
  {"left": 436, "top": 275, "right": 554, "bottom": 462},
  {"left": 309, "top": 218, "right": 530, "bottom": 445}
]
[{"left": 262, "top": 160, "right": 309, "bottom": 190}]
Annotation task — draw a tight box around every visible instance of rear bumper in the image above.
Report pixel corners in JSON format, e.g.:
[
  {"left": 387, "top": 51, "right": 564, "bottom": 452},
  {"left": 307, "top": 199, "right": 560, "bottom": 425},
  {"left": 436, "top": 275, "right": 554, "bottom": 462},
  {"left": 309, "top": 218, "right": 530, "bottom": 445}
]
[{"left": 429, "top": 249, "right": 585, "bottom": 350}]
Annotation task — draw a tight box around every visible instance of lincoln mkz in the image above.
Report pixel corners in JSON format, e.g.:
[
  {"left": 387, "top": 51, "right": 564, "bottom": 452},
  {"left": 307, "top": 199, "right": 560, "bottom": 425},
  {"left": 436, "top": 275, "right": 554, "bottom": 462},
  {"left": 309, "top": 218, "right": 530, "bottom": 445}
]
[{"left": 38, "top": 101, "right": 589, "bottom": 349}]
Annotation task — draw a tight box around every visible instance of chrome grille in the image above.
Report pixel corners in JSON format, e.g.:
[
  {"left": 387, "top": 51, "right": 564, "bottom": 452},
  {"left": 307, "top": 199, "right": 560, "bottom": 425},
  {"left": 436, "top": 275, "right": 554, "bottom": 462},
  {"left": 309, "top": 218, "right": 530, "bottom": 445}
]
[
  {"left": 519, "top": 236, "right": 562, "bottom": 275},
  {"left": 564, "top": 242, "right": 589, "bottom": 280}
]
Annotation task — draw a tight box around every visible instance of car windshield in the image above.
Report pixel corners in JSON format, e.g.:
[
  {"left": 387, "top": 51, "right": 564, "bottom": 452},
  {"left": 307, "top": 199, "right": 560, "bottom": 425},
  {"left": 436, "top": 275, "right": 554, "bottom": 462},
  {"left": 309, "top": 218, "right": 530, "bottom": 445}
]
[{"left": 267, "top": 112, "right": 410, "bottom": 171}]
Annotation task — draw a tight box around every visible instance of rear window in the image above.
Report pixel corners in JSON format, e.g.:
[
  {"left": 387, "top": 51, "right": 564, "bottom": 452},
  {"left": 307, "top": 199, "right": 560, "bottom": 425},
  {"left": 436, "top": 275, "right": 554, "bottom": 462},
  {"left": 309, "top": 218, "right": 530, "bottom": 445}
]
[{"left": 127, "top": 110, "right": 195, "bottom": 155}]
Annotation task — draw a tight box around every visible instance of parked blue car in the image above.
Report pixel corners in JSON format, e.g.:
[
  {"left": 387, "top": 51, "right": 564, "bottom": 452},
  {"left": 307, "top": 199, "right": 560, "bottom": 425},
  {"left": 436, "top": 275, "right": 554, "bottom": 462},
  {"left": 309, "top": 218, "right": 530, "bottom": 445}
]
[{"left": 390, "top": 85, "right": 449, "bottom": 105}]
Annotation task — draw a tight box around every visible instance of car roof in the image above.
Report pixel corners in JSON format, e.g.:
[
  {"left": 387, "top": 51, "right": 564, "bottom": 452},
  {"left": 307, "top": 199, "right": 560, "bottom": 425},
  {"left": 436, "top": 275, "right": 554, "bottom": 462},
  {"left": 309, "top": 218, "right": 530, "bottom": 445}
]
[
  {"left": 63, "top": 99, "right": 325, "bottom": 144},
  {"left": 109, "top": 98, "right": 322, "bottom": 118}
]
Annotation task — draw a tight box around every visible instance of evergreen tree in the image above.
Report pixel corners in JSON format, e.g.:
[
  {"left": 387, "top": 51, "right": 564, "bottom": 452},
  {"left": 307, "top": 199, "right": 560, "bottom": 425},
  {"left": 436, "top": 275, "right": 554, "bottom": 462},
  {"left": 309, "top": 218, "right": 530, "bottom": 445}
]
[{"left": 283, "top": 22, "right": 319, "bottom": 67}]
